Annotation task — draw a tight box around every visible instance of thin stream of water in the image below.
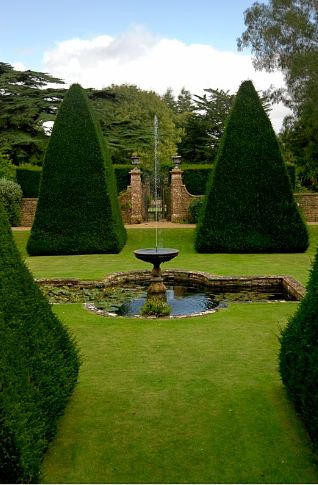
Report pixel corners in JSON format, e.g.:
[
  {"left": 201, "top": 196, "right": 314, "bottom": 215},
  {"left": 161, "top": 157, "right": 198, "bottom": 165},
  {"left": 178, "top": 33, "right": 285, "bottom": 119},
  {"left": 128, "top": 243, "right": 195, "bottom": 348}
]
[{"left": 154, "top": 114, "right": 159, "bottom": 250}]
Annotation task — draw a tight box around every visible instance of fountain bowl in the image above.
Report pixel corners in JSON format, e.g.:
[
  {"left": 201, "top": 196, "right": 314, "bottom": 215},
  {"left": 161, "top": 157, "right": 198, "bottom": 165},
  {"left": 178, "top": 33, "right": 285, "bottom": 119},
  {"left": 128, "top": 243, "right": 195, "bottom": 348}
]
[{"left": 134, "top": 248, "right": 179, "bottom": 266}]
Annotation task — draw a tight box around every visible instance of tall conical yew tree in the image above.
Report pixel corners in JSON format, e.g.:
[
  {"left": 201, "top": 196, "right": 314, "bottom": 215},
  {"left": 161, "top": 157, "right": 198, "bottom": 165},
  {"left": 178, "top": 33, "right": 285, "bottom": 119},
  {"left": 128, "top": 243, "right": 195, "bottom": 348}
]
[
  {"left": 195, "top": 80, "right": 308, "bottom": 253},
  {"left": 279, "top": 247, "right": 318, "bottom": 448},
  {"left": 0, "top": 201, "right": 80, "bottom": 482},
  {"left": 27, "top": 83, "right": 126, "bottom": 255}
]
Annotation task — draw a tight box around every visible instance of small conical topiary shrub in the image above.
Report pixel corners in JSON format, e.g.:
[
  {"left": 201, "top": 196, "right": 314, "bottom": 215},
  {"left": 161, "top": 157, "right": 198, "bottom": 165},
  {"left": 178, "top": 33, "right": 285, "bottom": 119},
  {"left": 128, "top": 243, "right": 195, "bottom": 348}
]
[
  {"left": 195, "top": 80, "right": 308, "bottom": 253},
  {"left": 279, "top": 247, "right": 318, "bottom": 448},
  {"left": 27, "top": 83, "right": 126, "bottom": 255},
  {"left": 0, "top": 201, "right": 80, "bottom": 482}
]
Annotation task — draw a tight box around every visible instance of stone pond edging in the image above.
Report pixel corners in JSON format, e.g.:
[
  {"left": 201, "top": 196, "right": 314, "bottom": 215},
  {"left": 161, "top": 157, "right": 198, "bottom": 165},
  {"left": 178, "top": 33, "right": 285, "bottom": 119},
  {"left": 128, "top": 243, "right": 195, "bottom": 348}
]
[{"left": 36, "top": 270, "right": 305, "bottom": 319}]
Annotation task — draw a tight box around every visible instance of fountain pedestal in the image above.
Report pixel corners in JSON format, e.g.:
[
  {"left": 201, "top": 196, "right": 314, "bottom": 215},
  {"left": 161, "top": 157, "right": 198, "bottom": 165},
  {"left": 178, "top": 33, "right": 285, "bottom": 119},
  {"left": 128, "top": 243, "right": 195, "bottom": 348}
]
[
  {"left": 134, "top": 248, "right": 179, "bottom": 298},
  {"left": 148, "top": 261, "right": 167, "bottom": 297}
]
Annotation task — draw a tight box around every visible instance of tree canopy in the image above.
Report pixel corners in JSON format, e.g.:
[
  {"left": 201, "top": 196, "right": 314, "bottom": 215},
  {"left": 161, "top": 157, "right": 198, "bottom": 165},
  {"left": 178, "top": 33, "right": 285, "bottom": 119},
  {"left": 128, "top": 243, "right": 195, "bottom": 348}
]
[
  {"left": 0, "top": 62, "right": 65, "bottom": 165},
  {"left": 238, "top": 0, "right": 318, "bottom": 104},
  {"left": 177, "top": 89, "right": 234, "bottom": 164},
  {"left": 90, "top": 84, "right": 181, "bottom": 170},
  {"left": 238, "top": 0, "right": 318, "bottom": 187}
]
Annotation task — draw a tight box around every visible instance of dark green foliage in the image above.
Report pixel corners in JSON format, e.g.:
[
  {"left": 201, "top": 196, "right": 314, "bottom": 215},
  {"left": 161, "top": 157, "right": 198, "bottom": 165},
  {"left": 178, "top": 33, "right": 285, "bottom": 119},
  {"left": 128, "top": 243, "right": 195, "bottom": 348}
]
[
  {"left": 0, "top": 153, "right": 16, "bottom": 181},
  {"left": 177, "top": 89, "right": 234, "bottom": 164},
  {"left": 188, "top": 197, "right": 205, "bottom": 223},
  {"left": 27, "top": 84, "right": 126, "bottom": 255},
  {"left": 279, "top": 246, "right": 318, "bottom": 447},
  {"left": 0, "top": 178, "right": 22, "bottom": 226},
  {"left": 16, "top": 165, "right": 42, "bottom": 197},
  {"left": 113, "top": 164, "right": 131, "bottom": 193},
  {"left": 182, "top": 163, "right": 294, "bottom": 196},
  {"left": 182, "top": 164, "right": 213, "bottom": 195},
  {"left": 0, "top": 62, "right": 65, "bottom": 165},
  {"left": 195, "top": 80, "right": 308, "bottom": 253},
  {"left": 140, "top": 298, "right": 171, "bottom": 317},
  {"left": 16, "top": 164, "right": 130, "bottom": 197},
  {"left": 0, "top": 201, "right": 80, "bottom": 482},
  {"left": 286, "top": 163, "right": 296, "bottom": 191}
]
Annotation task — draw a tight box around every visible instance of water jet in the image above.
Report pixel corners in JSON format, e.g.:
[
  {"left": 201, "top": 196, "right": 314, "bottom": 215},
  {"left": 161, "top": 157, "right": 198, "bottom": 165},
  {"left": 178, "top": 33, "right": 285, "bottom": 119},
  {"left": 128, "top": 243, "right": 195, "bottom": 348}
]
[{"left": 134, "top": 115, "right": 179, "bottom": 305}]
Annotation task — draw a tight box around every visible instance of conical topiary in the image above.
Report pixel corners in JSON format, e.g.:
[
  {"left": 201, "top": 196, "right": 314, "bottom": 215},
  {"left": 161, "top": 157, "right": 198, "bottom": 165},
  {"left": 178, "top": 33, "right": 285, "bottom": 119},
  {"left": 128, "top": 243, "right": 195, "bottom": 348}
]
[
  {"left": 0, "top": 201, "right": 80, "bottom": 482},
  {"left": 279, "top": 246, "right": 318, "bottom": 448},
  {"left": 195, "top": 80, "right": 308, "bottom": 253},
  {"left": 27, "top": 83, "right": 126, "bottom": 255}
]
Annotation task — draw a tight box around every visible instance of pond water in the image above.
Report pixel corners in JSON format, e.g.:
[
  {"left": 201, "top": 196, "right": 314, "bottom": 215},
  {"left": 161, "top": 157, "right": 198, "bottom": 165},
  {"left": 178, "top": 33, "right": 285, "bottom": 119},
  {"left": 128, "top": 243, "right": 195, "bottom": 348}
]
[
  {"left": 115, "top": 284, "right": 295, "bottom": 317},
  {"left": 42, "top": 282, "right": 296, "bottom": 318}
]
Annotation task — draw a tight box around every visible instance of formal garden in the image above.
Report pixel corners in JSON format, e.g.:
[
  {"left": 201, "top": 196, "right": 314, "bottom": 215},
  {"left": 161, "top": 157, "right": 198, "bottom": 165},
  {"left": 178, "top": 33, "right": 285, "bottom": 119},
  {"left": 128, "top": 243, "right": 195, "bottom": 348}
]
[
  {"left": 0, "top": 222, "right": 311, "bottom": 483},
  {"left": 1, "top": 71, "right": 318, "bottom": 484}
]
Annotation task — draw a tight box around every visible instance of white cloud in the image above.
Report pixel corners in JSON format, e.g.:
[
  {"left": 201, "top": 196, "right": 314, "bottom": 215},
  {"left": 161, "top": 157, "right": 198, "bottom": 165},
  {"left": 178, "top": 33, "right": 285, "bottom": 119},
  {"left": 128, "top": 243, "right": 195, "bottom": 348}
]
[
  {"left": 12, "top": 61, "right": 27, "bottom": 71},
  {"left": 43, "top": 27, "right": 290, "bottom": 131}
]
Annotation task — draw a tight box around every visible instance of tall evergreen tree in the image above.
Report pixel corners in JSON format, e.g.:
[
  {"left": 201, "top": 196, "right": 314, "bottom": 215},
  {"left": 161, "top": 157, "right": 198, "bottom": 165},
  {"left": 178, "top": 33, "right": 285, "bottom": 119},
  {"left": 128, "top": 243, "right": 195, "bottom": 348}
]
[
  {"left": 27, "top": 83, "right": 126, "bottom": 255},
  {"left": 0, "top": 201, "right": 80, "bottom": 482},
  {"left": 195, "top": 80, "right": 308, "bottom": 253},
  {"left": 0, "top": 62, "right": 65, "bottom": 165}
]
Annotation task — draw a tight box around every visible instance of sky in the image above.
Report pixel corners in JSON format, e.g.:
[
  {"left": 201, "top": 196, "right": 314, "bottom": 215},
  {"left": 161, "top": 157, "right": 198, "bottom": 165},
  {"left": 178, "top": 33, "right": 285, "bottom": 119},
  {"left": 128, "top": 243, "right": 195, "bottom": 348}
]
[{"left": 2, "top": 0, "right": 290, "bottom": 130}]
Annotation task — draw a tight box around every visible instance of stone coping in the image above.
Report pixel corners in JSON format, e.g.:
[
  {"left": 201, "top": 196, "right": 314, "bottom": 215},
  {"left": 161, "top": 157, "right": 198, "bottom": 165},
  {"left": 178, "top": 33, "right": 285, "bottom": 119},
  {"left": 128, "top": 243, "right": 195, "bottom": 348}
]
[{"left": 36, "top": 269, "right": 306, "bottom": 301}]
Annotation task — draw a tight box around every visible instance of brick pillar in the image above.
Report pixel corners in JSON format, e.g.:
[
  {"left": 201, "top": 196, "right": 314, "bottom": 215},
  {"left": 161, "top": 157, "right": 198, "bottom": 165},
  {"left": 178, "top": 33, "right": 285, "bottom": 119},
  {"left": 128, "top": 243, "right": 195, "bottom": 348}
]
[
  {"left": 170, "top": 167, "right": 184, "bottom": 223},
  {"left": 129, "top": 167, "right": 143, "bottom": 223},
  {"left": 20, "top": 198, "right": 38, "bottom": 227}
]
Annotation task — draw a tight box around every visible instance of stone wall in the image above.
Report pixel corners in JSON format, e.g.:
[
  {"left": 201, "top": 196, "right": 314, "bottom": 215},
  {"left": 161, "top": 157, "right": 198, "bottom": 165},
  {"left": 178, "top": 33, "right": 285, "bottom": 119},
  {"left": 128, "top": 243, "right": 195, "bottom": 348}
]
[
  {"left": 176, "top": 191, "right": 318, "bottom": 224},
  {"left": 170, "top": 167, "right": 201, "bottom": 223},
  {"left": 18, "top": 191, "right": 318, "bottom": 227},
  {"left": 101, "top": 270, "right": 305, "bottom": 300},
  {"left": 294, "top": 193, "right": 318, "bottom": 222},
  {"left": 20, "top": 198, "right": 38, "bottom": 226},
  {"left": 19, "top": 196, "right": 133, "bottom": 227}
]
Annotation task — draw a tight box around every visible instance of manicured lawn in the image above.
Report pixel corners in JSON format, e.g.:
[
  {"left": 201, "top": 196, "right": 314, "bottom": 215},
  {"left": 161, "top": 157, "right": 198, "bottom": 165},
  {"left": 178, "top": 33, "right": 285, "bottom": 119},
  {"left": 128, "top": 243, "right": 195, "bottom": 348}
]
[
  {"left": 12, "top": 225, "right": 318, "bottom": 482},
  {"left": 13, "top": 224, "right": 318, "bottom": 284},
  {"left": 41, "top": 303, "right": 318, "bottom": 483}
]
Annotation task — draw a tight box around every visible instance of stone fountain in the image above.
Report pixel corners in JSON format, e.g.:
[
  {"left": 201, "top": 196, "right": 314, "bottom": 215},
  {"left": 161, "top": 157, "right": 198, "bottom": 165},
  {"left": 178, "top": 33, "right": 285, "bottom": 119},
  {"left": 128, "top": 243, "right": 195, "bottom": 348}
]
[{"left": 134, "top": 248, "right": 179, "bottom": 297}]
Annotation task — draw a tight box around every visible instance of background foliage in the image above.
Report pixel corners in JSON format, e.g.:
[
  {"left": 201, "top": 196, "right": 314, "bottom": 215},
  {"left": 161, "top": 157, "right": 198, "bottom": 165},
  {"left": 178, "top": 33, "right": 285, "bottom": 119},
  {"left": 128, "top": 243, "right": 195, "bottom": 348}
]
[
  {"left": 0, "top": 178, "right": 22, "bottom": 226},
  {"left": 238, "top": 0, "right": 318, "bottom": 189}
]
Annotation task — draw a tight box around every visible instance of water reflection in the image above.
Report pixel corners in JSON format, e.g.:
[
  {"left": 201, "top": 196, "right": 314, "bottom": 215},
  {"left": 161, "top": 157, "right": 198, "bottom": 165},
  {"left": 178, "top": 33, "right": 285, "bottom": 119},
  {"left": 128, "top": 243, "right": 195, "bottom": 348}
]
[{"left": 116, "top": 284, "right": 294, "bottom": 317}]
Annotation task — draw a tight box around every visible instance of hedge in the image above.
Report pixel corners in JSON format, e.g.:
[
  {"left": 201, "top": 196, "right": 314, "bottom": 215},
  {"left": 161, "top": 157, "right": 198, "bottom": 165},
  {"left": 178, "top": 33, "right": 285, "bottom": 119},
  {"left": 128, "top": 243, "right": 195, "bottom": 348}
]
[
  {"left": 195, "top": 80, "right": 308, "bottom": 253},
  {"left": 16, "top": 165, "right": 42, "bottom": 197},
  {"left": 181, "top": 164, "right": 213, "bottom": 195},
  {"left": 16, "top": 161, "right": 295, "bottom": 199},
  {"left": 0, "top": 201, "right": 80, "bottom": 482},
  {"left": 113, "top": 164, "right": 131, "bottom": 193},
  {"left": 181, "top": 163, "right": 295, "bottom": 196},
  {"left": 17, "top": 164, "right": 131, "bottom": 198},
  {"left": 280, "top": 246, "right": 318, "bottom": 448},
  {"left": 27, "top": 84, "right": 126, "bottom": 255}
]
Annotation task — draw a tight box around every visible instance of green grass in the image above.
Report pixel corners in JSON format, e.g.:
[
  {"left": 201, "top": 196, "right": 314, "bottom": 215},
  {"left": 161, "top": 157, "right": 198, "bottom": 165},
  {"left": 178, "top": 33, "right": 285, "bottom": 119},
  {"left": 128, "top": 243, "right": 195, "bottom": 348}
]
[
  {"left": 13, "top": 225, "right": 318, "bottom": 284},
  {"left": 41, "top": 303, "right": 318, "bottom": 483},
  {"left": 12, "top": 226, "right": 318, "bottom": 482}
]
